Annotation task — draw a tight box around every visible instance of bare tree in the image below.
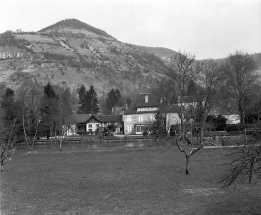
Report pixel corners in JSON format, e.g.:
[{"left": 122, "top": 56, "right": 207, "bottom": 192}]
[
  {"left": 17, "top": 81, "right": 42, "bottom": 150},
  {"left": 222, "top": 133, "right": 261, "bottom": 187},
  {"left": 175, "top": 138, "right": 205, "bottom": 174},
  {"left": 55, "top": 88, "right": 72, "bottom": 150},
  {"left": 164, "top": 51, "right": 201, "bottom": 137},
  {"left": 0, "top": 108, "right": 18, "bottom": 172},
  {"left": 191, "top": 60, "right": 225, "bottom": 143},
  {"left": 222, "top": 51, "right": 257, "bottom": 124},
  {"left": 151, "top": 77, "right": 176, "bottom": 135}
]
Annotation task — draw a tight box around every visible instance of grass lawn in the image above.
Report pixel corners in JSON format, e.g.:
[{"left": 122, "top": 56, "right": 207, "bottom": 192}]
[{"left": 1, "top": 147, "right": 261, "bottom": 215}]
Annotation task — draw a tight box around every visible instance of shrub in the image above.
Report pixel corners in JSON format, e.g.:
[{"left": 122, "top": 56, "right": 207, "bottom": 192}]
[
  {"left": 143, "top": 131, "right": 148, "bottom": 136},
  {"left": 226, "top": 124, "right": 250, "bottom": 132}
]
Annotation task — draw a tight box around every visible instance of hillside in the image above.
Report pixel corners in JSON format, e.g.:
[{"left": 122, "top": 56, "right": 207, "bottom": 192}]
[
  {"left": 0, "top": 18, "right": 260, "bottom": 96},
  {"left": 0, "top": 19, "right": 168, "bottom": 96}
]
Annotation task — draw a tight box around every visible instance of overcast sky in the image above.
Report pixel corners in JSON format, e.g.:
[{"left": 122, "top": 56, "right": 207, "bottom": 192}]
[{"left": 0, "top": 0, "right": 260, "bottom": 59}]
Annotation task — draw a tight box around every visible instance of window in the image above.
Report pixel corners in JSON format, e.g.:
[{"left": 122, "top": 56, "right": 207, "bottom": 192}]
[
  {"left": 136, "top": 125, "right": 141, "bottom": 133},
  {"left": 96, "top": 124, "right": 100, "bottom": 127},
  {"left": 88, "top": 124, "right": 92, "bottom": 128},
  {"left": 127, "top": 126, "right": 132, "bottom": 133},
  {"left": 138, "top": 115, "right": 143, "bottom": 122},
  {"left": 126, "top": 116, "right": 131, "bottom": 122},
  {"left": 137, "top": 107, "right": 158, "bottom": 112}
]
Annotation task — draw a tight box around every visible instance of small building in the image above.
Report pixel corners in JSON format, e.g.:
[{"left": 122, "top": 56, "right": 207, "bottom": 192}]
[
  {"left": 66, "top": 114, "right": 123, "bottom": 135},
  {"left": 123, "top": 92, "right": 180, "bottom": 135}
]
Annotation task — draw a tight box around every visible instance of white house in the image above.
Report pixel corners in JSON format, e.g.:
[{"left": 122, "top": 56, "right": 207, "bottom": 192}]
[{"left": 123, "top": 93, "right": 180, "bottom": 135}]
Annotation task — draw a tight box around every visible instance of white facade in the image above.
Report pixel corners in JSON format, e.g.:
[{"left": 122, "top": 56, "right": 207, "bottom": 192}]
[
  {"left": 123, "top": 112, "right": 180, "bottom": 135},
  {"left": 223, "top": 114, "right": 240, "bottom": 124}
]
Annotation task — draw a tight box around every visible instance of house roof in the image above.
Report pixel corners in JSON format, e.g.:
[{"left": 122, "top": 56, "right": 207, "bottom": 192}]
[
  {"left": 124, "top": 93, "right": 176, "bottom": 115},
  {"left": 135, "top": 93, "right": 160, "bottom": 108},
  {"left": 68, "top": 114, "right": 122, "bottom": 124},
  {"left": 178, "top": 96, "right": 205, "bottom": 103},
  {"left": 99, "top": 115, "right": 122, "bottom": 122},
  {"left": 68, "top": 114, "right": 91, "bottom": 124},
  {"left": 124, "top": 93, "right": 160, "bottom": 115}
]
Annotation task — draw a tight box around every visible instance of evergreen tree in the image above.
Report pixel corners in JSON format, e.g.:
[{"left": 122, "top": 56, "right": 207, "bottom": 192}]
[
  {"left": 0, "top": 88, "right": 21, "bottom": 140},
  {"left": 85, "top": 85, "right": 100, "bottom": 114},
  {"left": 40, "top": 82, "right": 59, "bottom": 139},
  {"left": 151, "top": 110, "right": 166, "bottom": 137},
  {"left": 61, "top": 89, "right": 72, "bottom": 119},
  {"left": 187, "top": 80, "right": 197, "bottom": 96},
  {"left": 1, "top": 88, "right": 16, "bottom": 123},
  {"left": 106, "top": 88, "right": 122, "bottom": 114},
  {"left": 77, "top": 84, "right": 87, "bottom": 114}
]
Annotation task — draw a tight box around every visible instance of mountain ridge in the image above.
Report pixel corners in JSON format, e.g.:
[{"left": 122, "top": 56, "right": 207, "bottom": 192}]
[{"left": 0, "top": 18, "right": 260, "bottom": 96}]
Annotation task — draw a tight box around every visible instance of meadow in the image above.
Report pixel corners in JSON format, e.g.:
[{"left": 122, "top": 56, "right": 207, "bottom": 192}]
[{"left": 1, "top": 146, "right": 261, "bottom": 215}]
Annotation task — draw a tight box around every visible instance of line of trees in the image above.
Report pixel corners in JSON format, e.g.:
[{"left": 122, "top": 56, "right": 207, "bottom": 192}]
[
  {"left": 151, "top": 50, "right": 259, "bottom": 179},
  {"left": 0, "top": 81, "right": 74, "bottom": 171},
  {"left": 153, "top": 51, "right": 258, "bottom": 138}
]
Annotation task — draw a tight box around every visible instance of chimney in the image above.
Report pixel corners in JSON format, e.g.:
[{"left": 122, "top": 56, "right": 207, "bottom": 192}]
[{"left": 145, "top": 94, "right": 148, "bottom": 103}]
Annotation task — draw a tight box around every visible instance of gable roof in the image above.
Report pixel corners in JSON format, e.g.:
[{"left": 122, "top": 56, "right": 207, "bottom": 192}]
[
  {"left": 68, "top": 114, "right": 122, "bottom": 124},
  {"left": 124, "top": 93, "right": 160, "bottom": 115},
  {"left": 135, "top": 93, "right": 160, "bottom": 107},
  {"left": 68, "top": 114, "right": 91, "bottom": 124},
  {"left": 99, "top": 115, "right": 122, "bottom": 123}
]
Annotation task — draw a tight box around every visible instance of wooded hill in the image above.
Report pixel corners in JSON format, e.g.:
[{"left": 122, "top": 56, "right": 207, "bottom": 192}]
[
  {"left": 0, "top": 18, "right": 260, "bottom": 97},
  {"left": 0, "top": 19, "right": 170, "bottom": 96}
]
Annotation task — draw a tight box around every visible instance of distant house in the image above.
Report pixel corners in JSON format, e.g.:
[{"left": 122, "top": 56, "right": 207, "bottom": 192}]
[
  {"left": 123, "top": 93, "right": 180, "bottom": 135},
  {"left": 177, "top": 95, "right": 205, "bottom": 109},
  {"left": 209, "top": 98, "right": 240, "bottom": 124},
  {"left": 99, "top": 115, "right": 123, "bottom": 133},
  {"left": 66, "top": 114, "right": 123, "bottom": 135},
  {"left": 223, "top": 114, "right": 240, "bottom": 124}
]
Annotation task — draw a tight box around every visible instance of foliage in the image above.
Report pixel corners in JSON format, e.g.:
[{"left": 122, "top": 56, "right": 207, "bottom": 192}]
[
  {"left": 78, "top": 85, "right": 100, "bottom": 114},
  {"left": 107, "top": 124, "right": 116, "bottom": 133},
  {"left": 206, "top": 115, "right": 227, "bottom": 131},
  {"left": 151, "top": 110, "right": 166, "bottom": 137},
  {"left": 86, "top": 85, "right": 100, "bottom": 114},
  {"left": 40, "top": 82, "right": 59, "bottom": 139},
  {"left": 187, "top": 80, "right": 198, "bottom": 96},
  {"left": 16, "top": 81, "right": 43, "bottom": 149},
  {"left": 225, "top": 124, "right": 251, "bottom": 133},
  {"left": 0, "top": 88, "right": 22, "bottom": 139},
  {"left": 77, "top": 84, "right": 87, "bottom": 114},
  {"left": 0, "top": 109, "right": 18, "bottom": 172},
  {"left": 0, "top": 89, "right": 20, "bottom": 172},
  {"left": 105, "top": 88, "right": 122, "bottom": 114},
  {"left": 0, "top": 31, "right": 30, "bottom": 49}
]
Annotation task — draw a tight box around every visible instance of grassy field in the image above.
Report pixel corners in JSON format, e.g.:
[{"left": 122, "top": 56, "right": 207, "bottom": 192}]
[{"left": 1, "top": 147, "right": 261, "bottom": 215}]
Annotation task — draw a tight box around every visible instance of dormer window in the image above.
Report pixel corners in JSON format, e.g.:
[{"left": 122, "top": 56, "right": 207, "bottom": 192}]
[
  {"left": 145, "top": 94, "right": 148, "bottom": 103},
  {"left": 137, "top": 107, "right": 158, "bottom": 112}
]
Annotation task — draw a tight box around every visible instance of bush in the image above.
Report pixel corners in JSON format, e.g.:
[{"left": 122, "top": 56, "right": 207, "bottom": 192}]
[
  {"left": 226, "top": 124, "right": 249, "bottom": 132},
  {"left": 143, "top": 131, "right": 148, "bottom": 136}
]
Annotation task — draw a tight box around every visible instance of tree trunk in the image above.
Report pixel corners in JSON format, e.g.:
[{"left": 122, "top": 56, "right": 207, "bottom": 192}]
[
  {"left": 47, "top": 131, "right": 50, "bottom": 140},
  {"left": 185, "top": 155, "right": 190, "bottom": 175},
  {"left": 22, "top": 112, "right": 28, "bottom": 148},
  {"left": 1, "top": 159, "right": 4, "bottom": 172},
  {"left": 249, "top": 159, "right": 254, "bottom": 183}
]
